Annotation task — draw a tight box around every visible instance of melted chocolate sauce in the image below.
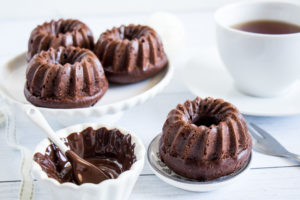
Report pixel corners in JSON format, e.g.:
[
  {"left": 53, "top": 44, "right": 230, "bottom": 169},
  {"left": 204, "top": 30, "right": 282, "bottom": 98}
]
[{"left": 34, "top": 127, "right": 136, "bottom": 185}]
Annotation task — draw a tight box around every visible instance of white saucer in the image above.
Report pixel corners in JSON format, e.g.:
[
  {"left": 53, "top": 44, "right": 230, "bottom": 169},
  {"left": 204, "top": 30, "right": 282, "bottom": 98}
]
[
  {"left": 147, "top": 134, "right": 252, "bottom": 192},
  {"left": 0, "top": 52, "right": 173, "bottom": 119},
  {"left": 182, "top": 47, "right": 300, "bottom": 116}
]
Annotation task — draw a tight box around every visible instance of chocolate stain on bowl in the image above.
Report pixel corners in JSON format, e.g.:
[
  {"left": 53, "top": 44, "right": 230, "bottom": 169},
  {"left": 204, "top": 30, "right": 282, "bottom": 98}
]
[{"left": 34, "top": 127, "right": 136, "bottom": 185}]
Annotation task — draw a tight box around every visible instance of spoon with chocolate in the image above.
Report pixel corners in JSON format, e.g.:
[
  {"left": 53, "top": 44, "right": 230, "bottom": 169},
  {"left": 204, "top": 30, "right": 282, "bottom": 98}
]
[{"left": 23, "top": 105, "right": 109, "bottom": 185}]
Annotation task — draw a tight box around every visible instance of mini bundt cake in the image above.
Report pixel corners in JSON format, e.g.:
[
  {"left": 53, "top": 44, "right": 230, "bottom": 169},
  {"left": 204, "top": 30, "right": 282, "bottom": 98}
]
[
  {"left": 27, "top": 19, "right": 94, "bottom": 61},
  {"left": 94, "top": 24, "right": 168, "bottom": 84},
  {"left": 24, "top": 46, "right": 108, "bottom": 108},
  {"left": 159, "top": 97, "right": 252, "bottom": 181}
]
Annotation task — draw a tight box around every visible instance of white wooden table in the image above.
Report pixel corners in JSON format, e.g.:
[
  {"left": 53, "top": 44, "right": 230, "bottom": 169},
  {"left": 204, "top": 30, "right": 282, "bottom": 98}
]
[{"left": 1, "top": 1, "right": 300, "bottom": 199}]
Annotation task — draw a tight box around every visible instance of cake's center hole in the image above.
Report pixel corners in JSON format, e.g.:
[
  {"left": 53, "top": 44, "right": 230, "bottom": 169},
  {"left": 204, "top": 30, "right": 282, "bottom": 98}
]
[
  {"left": 51, "top": 22, "right": 80, "bottom": 35},
  {"left": 192, "top": 115, "right": 220, "bottom": 127},
  {"left": 119, "top": 32, "right": 137, "bottom": 40},
  {"left": 52, "top": 53, "right": 77, "bottom": 65},
  {"left": 57, "top": 25, "right": 76, "bottom": 34},
  {"left": 119, "top": 27, "right": 147, "bottom": 40},
  {"left": 60, "top": 54, "right": 77, "bottom": 65},
  {"left": 122, "top": 31, "right": 134, "bottom": 40}
]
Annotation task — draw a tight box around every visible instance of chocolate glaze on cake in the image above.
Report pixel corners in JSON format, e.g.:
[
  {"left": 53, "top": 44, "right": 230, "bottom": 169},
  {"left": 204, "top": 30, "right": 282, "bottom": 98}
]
[
  {"left": 159, "top": 97, "right": 252, "bottom": 181},
  {"left": 27, "top": 19, "right": 94, "bottom": 61},
  {"left": 34, "top": 127, "right": 136, "bottom": 185},
  {"left": 24, "top": 46, "right": 108, "bottom": 108},
  {"left": 94, "top": 24, "right": 168, "bottom": 84}
]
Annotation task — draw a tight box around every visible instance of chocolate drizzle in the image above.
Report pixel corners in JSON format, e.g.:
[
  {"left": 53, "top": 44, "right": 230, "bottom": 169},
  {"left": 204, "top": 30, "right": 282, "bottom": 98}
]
[{"left": 34, "top": 127, "right": 136, "bottom": 184}]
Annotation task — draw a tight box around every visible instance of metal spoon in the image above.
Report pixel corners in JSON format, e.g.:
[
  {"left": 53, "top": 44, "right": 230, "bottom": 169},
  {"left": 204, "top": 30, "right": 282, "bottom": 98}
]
[{"left": 24, "top": 105, "right": 109, "bottom": 185}]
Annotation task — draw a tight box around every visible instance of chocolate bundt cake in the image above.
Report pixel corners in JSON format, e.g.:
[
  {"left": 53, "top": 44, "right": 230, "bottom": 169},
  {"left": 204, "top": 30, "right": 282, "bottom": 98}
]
[
  {"left": 159, "top": 97, "right": 252, "bottom": 181},
  {"left": 94, "top": 24, "right": 168, "bottom": 84},
  {"left": 24, "top": 46, "right": 108, "bottom": 108},
  {"left": 27, "top": 19, "right": 94, "bottom": 61}
]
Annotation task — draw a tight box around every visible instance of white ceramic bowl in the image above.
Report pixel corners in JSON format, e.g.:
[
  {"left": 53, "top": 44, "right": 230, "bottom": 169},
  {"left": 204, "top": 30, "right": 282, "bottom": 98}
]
[{"left": 32, "top": 123, "right": 145, "bottom": 200}]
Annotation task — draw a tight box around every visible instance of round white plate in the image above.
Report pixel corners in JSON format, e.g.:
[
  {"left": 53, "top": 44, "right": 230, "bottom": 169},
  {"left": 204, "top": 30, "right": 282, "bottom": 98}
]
[
  {"left": 182, "top": 47, "right": 300, "bottom": 116},
  {"left": 147, "top": 134, "right": 252, "bottom": 192},
  {"left": 0, "top": 52, "right": 173, "bottom": 117}
]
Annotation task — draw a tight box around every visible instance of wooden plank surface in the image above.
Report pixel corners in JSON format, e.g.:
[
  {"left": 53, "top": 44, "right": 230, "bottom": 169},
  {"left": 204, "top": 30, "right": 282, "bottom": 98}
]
[{"left": 2, "top": 166, "right": 300, "bottom": 200}]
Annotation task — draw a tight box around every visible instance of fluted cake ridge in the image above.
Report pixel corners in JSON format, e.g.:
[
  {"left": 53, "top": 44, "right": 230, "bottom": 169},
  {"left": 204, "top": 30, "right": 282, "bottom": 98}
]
[
  {"left": 159, "top": 97, "right": 252, "bottom": 180},
  {"left": 94, "top": 24, "right": 168, "bottom": 84},
  {"left": 24, "top": 46, "right": 108, "bottom": 108}
]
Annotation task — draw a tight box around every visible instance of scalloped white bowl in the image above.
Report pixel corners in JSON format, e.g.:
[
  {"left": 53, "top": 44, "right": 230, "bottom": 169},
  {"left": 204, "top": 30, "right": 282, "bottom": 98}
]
[{"left": 32, "top": 123, "right": 145, "bottom": 200}]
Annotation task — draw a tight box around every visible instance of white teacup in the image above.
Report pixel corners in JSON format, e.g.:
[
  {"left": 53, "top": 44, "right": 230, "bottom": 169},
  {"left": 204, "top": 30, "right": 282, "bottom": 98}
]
[{"left": 215, "top": 1, "right": 300, "bottom": 97}]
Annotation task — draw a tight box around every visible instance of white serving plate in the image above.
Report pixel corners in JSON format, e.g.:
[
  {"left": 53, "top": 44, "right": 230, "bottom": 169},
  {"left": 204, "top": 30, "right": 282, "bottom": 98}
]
[
  {"left": 148, "top": 134, "right": 252, "bottom": 192},
  {"left": 0, "top": 52, "right": 173, "bottom": 119},
  {"left": 32, "top": 122, "right": 145, "bottom": 200},
  {"left": 182, "top": 47, "right": 300, "bottom": 116}
]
